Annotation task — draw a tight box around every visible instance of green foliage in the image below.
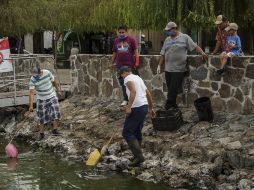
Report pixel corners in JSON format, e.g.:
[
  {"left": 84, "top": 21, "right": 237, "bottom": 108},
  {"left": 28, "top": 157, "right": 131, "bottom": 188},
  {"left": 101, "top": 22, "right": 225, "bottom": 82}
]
[{"left": 0, "top": 0, "right": 253, "bottom": 35}]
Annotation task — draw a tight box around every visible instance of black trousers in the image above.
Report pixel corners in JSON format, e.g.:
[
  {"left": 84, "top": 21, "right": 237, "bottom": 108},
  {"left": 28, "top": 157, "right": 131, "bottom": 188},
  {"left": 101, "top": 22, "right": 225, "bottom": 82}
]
[{"left": 165, "top": 71, "right": 185, "bottom": 109}]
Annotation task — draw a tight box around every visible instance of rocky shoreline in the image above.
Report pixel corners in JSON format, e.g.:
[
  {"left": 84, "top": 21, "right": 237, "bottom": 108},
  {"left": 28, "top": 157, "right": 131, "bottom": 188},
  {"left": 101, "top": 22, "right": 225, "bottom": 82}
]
[{"left": 1, "top": 95, "right": 254, "bottom": 190}]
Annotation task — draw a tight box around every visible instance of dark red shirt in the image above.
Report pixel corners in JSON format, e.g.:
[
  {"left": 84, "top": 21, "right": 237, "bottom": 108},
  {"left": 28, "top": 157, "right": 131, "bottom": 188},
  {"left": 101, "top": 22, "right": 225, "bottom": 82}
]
[
  {"left": 112, "top": 36, "right": 138, "bottom": 69},
  {"left": 216, "top": 28, "right": 229, "bottom": 52}
]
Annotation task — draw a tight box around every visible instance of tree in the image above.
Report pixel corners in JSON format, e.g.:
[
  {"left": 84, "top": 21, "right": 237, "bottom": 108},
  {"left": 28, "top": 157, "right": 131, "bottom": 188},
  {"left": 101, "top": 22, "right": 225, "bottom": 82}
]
[{"left": 0, "top": 0, "right": 253, "bottom": 35}]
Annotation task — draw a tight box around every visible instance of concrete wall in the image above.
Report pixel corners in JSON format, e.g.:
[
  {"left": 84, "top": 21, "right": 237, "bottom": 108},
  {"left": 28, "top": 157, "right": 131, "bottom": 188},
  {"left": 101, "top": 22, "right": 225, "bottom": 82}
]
[{"left": 73, "top": 54, "right": 254, "bottom": 114}]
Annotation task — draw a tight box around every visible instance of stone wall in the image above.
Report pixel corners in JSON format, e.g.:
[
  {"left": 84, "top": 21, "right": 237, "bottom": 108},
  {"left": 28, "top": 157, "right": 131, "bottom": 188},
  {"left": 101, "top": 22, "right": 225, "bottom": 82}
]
[{"left": 73, "top": 54, "right": 254, "bottom": 114}]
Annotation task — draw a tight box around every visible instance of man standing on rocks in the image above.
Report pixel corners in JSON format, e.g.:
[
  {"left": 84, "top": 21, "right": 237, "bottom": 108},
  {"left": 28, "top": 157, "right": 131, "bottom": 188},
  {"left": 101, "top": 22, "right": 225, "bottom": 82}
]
[
  {"left": 119, "top": 66, "right": 155, "bottom": 167},
  {"left": 157, "top": 21, "right": 208, "bottom": 110},
  {"left": 112, "top": 25, "right": 140, "bottom": 106},
  {"left": 212, "top": 15, "right": 230, "bottom": 54},
  {"left": 28, "top": 64, "right": 62, "bottom": 140}
]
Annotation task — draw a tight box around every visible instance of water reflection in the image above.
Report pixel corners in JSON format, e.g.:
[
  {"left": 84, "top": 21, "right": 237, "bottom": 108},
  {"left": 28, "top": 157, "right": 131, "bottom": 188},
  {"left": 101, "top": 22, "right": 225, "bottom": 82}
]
[
  {"left": 0, "top": 138, "right": 168, "bottom": 190},
  {"left": 6, "top": 158, "right": 18, "bottom": 171}
]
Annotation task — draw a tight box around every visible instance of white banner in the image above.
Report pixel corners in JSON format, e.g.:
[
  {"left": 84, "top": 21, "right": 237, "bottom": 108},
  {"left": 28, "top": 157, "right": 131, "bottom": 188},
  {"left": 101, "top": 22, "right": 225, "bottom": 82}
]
[{"left": 0, "top": 38, "right": 12, "bottom": 73}]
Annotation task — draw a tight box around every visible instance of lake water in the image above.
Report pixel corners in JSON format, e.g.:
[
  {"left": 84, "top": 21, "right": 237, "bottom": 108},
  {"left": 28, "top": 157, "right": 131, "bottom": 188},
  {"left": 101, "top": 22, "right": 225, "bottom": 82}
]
[{"left": 0, "top": 136, "right": 169, "bottom": 190}]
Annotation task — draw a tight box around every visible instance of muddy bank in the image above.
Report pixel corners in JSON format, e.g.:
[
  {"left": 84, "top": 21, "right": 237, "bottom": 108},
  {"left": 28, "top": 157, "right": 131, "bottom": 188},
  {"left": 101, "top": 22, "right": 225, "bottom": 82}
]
[{"left": 1, "top": 96, "right": 254, "bottom": 190}]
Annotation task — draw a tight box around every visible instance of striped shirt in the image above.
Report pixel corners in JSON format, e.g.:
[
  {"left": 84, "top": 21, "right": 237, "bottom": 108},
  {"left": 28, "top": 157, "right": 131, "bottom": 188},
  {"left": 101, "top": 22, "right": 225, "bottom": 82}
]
[{"left": 29, "top": 69, "right": 56, "bottom": 100}]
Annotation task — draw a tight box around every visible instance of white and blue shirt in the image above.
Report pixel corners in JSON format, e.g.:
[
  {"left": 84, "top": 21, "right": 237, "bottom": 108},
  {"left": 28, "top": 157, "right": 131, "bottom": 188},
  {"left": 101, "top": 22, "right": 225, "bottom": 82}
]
[
  {"left": 29, "top": 69, "right": 56, "bottom": 100},
  {"left": 227, "top": 35, "right": 241, "bottom": 56}
]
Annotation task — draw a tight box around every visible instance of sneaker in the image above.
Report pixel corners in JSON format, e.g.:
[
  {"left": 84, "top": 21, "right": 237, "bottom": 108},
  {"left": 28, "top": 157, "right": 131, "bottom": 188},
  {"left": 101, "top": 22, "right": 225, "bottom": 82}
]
[
  {"left": 37, "top": 133, "right": 45, "bottom": 141},
  {"left": 52, "top": 129, "right": 62, "bottom": 136},
  {"left": 121, "top": 100, "right": 128, "bottom": 106}
]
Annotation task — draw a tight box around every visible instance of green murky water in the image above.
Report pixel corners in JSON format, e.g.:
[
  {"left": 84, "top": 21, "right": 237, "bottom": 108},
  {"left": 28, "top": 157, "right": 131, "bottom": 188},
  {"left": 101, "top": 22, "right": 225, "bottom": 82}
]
[{"left": 0, "top": 137, "right": 169, "bottom": 190}]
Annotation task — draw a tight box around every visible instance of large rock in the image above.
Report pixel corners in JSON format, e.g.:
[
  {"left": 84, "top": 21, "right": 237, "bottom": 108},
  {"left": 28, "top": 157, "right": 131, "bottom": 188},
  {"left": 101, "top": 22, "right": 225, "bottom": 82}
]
[
  {"left": 240, "top": 81, "right": 251, "bottom": 95},
  {"left": 226, "top": 151, "right": 254, "bottom": 168},
  {"left": 210, "top": 56, "right": 221, "bottom": 69},
  {"left": 234, "top": 88, "right": 244, "bottom": 102},
  {"left": 231, "top": 57, "right": 249, "bottom": 68},
  {"left": 101, "top": 56, "right": 111, "bottom": 70},
  {"left": 187, "top": 93, "right": 198, "bottom": 105},
  {"left": 149, "top": 56, "right": 161, "bottom": 75},
  {"left": 187, "top": 56, "right": 204, "bottom": 68},
  {"left": 79, "top": 54, "right": 90, "bottom": 65},
  {"left": 223, "top": 68, "right": 244, "bottom": 87},
  {"left": 102, "top": 69, "right": 111, "bottom": 79},
  {"left": 209, "top": 68, "right": 222, "bottom": 81},
  {"left": 151, "top": 75, "right": 163, "bottom": 88},
  {"left": 112, "top": 74, "right": 119, "bottom": 89},
  {"left": 88, "top": 59, "right": 101, "bottom": 78},
  {"left": 139, "top": 56, "right": 150, "bottom": 68},
  {"left": 196, "top": 88, "right": 214, "bottom": 97},
  {"left": 198, "top": 81, "right": 210, "bottom": 88},
  {"left": 144, "top": 80, "right": 152, "bottom": 91},
  {"left": 218, "top": 84, "right": 231, "bottom": 98},
  {"left": 90, "top": 78, "right": 99, "bottom": 96},
  {"left": 139, "top": 67, "right": 153, "bottom": 80},
  {"left": 237, "top": 179, "right": 253, "bottom": 190},
  {"left": 84, "top": 75, "right": 90, "bottom": 86},
  {"left": 190, "top": 66, "right": 208, "bottom": 80},
  {"left": 211, "top": 97, "right": 226, "bottom": 111},
  {"left": 226, "top": 141, "right": 242, "bottom": 150},
  {"left": 151, "top": 89, "right": 165, "bottom": 104},
  {"left": 252, "top": 82, "right": 254, "bottom": 100},
  {"left": 211, "top": 82, "right": 219, "bottom": 91},
  {"left": 243, "top": 97, "right": 254, "bottom": 114},
  {"left": 226, "top": 98, "right": 242, "bottom": 114},
  {"left": 101, "top": 79, "right": 113, "bottom": 97},
  {"left": 245, "top": 64, "right": 254, "bottom": 79}
]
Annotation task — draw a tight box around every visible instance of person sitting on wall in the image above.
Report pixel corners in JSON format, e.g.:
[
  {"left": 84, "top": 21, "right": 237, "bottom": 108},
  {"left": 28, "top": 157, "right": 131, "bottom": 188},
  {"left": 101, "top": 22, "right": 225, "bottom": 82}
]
[
  {"left": 119, "top": 66, "right": 155, "bottom": 167},
  {"left": 217, "top": 23, "right": 241, "bottom": 75},
  {"left": 157, "top": 21, "right": 208, "bottom": 110},
  {"left": 212, "top": 15, "right": 230, "bottom": 55},
  {"left": 111, "top": 25, "right": 140, "bottom": 106}
]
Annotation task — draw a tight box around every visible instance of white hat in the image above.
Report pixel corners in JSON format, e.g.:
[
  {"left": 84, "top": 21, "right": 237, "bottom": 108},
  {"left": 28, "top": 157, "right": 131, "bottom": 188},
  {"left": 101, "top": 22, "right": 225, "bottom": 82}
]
[
  {"left": 164, "top": 22, "right": 177, "bottom": 30},
  {"left": 215, "top": 15, "right": 228, "bottom": 25},
  {"left": 225, "top": 23, "right": 238, "bottom": 31}
]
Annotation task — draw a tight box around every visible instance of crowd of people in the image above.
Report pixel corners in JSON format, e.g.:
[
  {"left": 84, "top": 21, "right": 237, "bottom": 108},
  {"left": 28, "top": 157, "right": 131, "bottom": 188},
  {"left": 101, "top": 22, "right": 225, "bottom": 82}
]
[{"left": 28, "top": 15, "right": 242, "bottom": 167}]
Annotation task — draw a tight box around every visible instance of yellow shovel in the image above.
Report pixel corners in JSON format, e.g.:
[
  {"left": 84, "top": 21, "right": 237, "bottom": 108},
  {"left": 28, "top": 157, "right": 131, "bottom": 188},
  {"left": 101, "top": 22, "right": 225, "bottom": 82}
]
[{"left": 86, "top": 127, "right": 119, "bottom": 166}]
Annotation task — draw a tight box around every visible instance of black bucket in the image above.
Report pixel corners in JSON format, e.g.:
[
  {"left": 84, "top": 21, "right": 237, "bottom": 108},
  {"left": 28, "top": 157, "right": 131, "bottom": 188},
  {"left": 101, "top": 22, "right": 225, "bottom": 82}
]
[
  {"left": 194, "top": 97, "right": 214, "bottom": 122},
  {"left": 152, "top": 108, "right": 184, "bottom": 131}
]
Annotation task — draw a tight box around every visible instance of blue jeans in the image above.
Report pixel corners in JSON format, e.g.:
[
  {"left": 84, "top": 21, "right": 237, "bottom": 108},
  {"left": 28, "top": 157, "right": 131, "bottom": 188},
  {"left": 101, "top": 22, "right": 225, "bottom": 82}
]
[
  {"left": 118, "top": 68, "right": 139, "bottom": 101},
  {"left": 122, "top": 105, "right": 148, "bottom": 142}
]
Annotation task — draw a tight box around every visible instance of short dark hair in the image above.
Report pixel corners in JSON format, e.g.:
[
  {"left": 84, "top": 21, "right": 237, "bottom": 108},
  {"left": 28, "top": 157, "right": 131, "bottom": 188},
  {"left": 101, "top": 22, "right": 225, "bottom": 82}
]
[
  {"left": 222, "top": 15, "right": 228, "bottom": 22},
  {"left": 118, "top": 25, "right": 128, "bottom": 31},
  {"left": 118, "top": 66, "right": 131, "bottom": 75}
]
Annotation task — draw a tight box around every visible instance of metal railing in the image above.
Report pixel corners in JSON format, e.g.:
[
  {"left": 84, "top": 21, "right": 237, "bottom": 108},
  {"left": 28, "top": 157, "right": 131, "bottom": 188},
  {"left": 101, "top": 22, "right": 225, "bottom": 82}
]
[{"left": 0, "top": 54, "right": 54, "bottom": 106}]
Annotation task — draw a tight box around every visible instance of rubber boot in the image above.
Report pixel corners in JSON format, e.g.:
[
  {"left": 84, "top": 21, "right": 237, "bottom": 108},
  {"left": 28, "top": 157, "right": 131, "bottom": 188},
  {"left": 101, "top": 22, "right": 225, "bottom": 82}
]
[
  {"left": 127, "top": 139, "right": 144, "bottom": 167},
  {"left": 130, "top": 140, "right": 142, "bottom": 161}
]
